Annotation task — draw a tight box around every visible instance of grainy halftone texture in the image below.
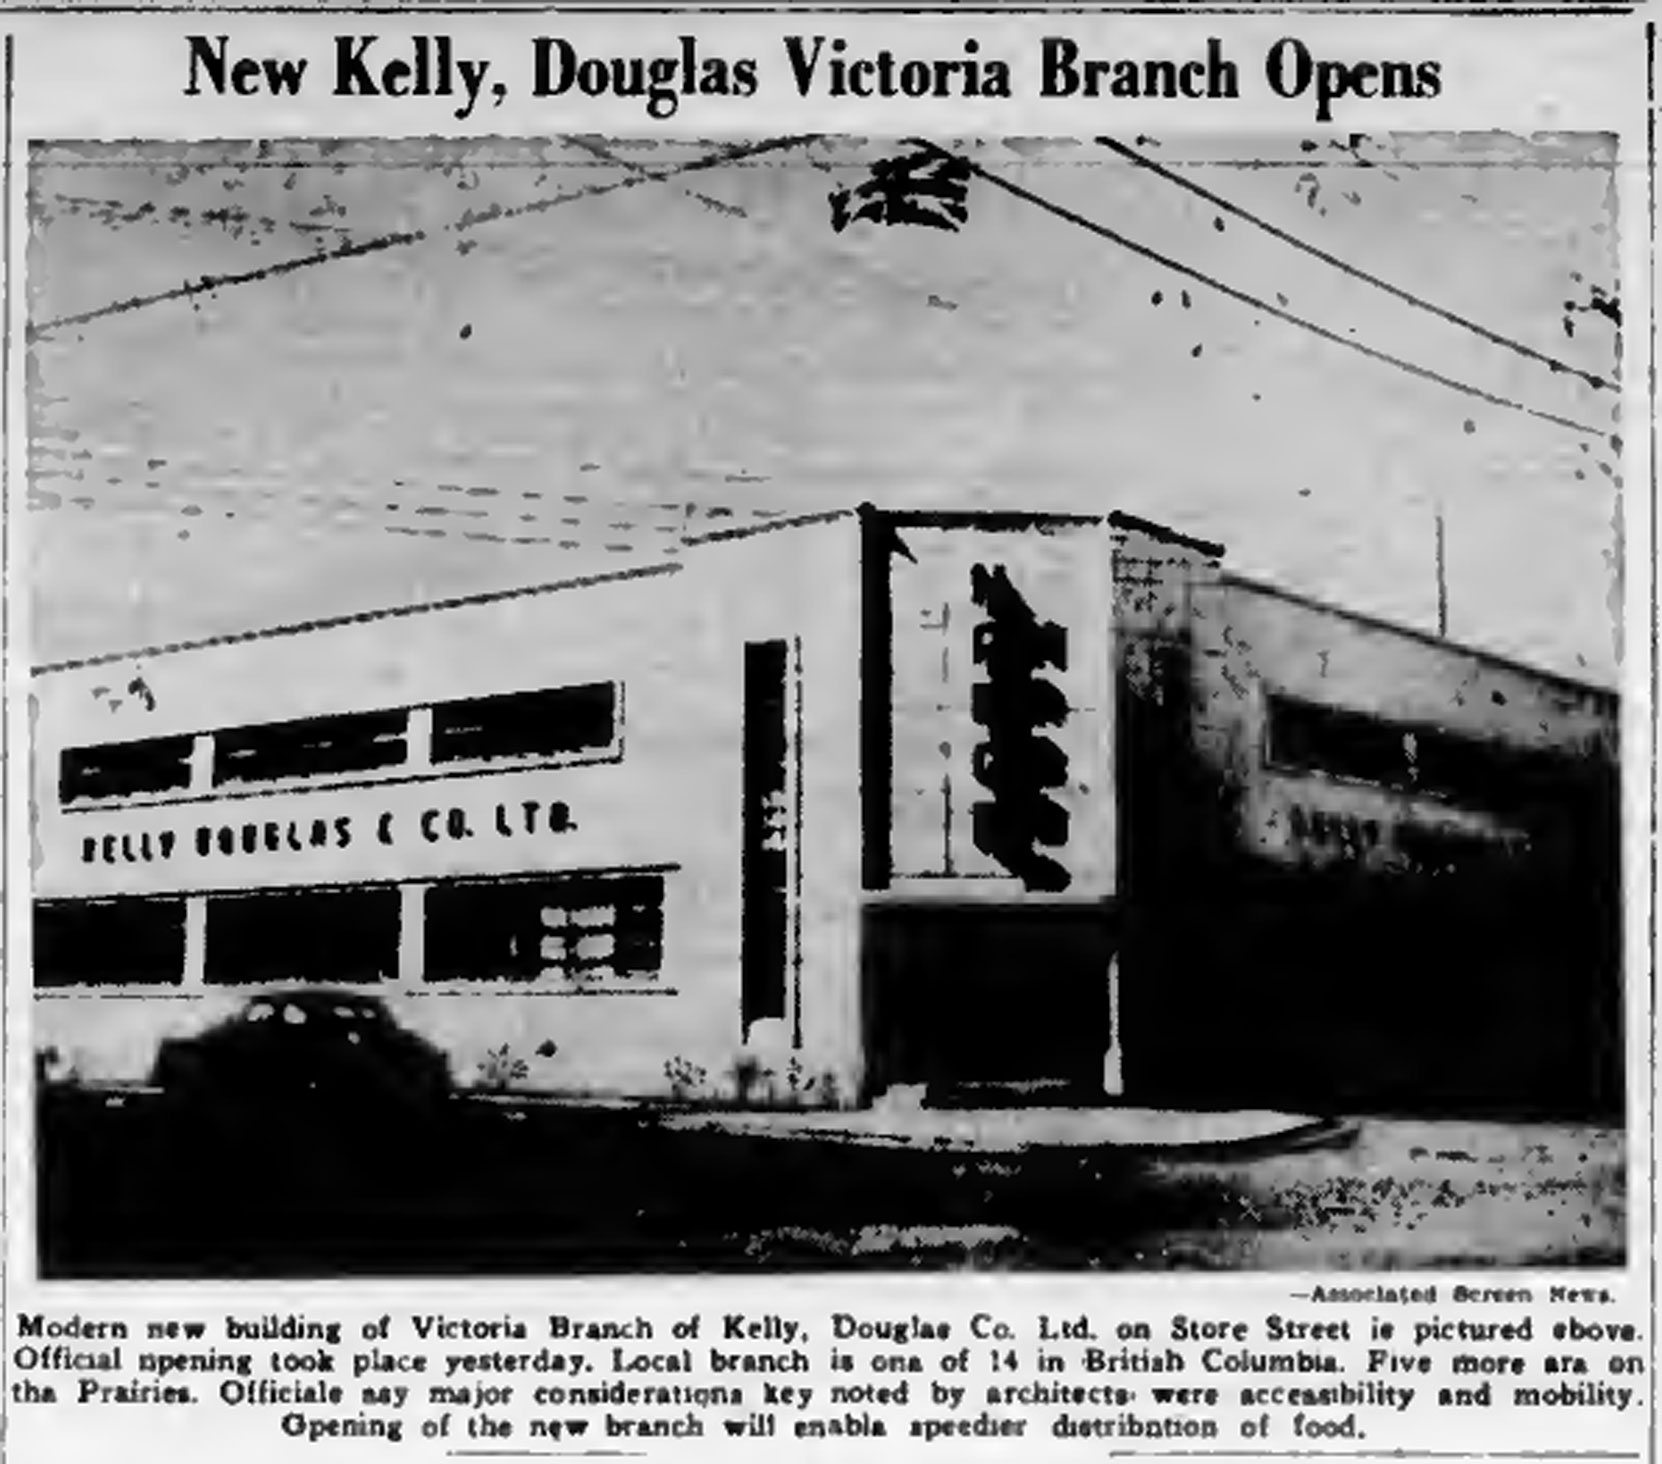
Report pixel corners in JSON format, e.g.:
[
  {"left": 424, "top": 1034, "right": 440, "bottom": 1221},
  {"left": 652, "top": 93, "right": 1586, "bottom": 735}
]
[{"left": 28, "top": 134, "right": 1620, "bottom": 676}]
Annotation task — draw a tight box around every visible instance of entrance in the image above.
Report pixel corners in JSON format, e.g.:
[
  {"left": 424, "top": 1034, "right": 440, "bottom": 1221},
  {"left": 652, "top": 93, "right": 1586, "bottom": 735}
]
[{"left": 861, "top": 902, "right": 1114, "bottom": 1105}]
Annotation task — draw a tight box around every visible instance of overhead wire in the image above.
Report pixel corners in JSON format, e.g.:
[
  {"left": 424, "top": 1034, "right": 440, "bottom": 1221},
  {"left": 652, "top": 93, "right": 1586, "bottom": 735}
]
[
  {"left": 32, "top": 132, "right": 1613, "bottom": 443},
  {"left": 1093, "top": 133, "right": 1615, "bottom": 395},
  {"left": 27, "top": 133, "right": 823, "bottom": 341},
  {"left": 905, "top": 140, "right": 1609, "bottom": 439}
]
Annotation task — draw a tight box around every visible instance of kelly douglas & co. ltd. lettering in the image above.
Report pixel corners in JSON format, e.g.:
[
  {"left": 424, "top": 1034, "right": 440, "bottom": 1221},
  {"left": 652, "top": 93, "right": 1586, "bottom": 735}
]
[{"left": 78, "top": 801, "right": 575, "bottom": 864}]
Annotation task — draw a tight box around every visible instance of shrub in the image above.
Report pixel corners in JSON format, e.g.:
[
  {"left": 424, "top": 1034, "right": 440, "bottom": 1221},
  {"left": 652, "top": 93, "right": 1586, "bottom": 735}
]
[
  {"left": 475, "top": 1045, "right": 530, "bottom": 1093},
  {"left": 663, "top": 1056, "right": 709, "bottom": 1102}
]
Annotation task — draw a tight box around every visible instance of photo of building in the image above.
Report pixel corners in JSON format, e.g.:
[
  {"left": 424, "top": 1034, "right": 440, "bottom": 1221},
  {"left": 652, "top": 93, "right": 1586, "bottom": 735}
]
[
  {"left": 31, "top": 504, "right": 1620, "bottom": 1116},
  {"left": 24, "top": 131, "right": 1629, "bottom": 1272}
]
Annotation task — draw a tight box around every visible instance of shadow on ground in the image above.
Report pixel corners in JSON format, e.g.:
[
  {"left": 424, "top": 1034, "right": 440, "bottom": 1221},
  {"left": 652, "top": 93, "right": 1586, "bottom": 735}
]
[{"left": 35, "top": 1089, "right": 1624, "bottom": 1277}]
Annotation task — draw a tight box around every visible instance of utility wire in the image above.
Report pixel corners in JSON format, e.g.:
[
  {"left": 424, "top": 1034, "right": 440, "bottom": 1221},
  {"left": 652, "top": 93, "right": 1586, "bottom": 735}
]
[
  {"left": 909, "top": 141, "right": 1606, "bottom": 439},
  {"left": 1095, "top": 134, "right": 1614, "bottom": 395},
  {"left": 564, "top": 132, "right": 742, "bottom": 218},
  {"left": 35, "top": 131, "right": 1607, "bottom": 439},
  {"left": 28, "top": 134, "right": 821, "bottom": 342}
]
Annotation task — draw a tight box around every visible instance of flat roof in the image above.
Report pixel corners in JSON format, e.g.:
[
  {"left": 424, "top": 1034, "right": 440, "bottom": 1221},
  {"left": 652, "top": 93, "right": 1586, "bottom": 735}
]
[
  {"left": 1218, "top": 570, "right": 1618, "bottom": 701},
  {"left": 31, "top": 509, "right": 883, "bottom": 675},
  {"left": 1106, "top": 510, "right": 1227, "bottom": 560},
  {"left": 871, "top": 505, "right": 1228, "bottom": 560},
  {"left": 31, "top": 506, "right": 1610, "bottom": 701},
  {"left": 30, "top": 504, "right": 1130, "bottom": 675},
  {"left": 31, "top": 559, "right": 685, "bottom": 676}
]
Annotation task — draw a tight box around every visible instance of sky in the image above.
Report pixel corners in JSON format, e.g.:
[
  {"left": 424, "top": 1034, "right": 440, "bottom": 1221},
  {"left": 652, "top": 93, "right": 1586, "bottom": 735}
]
[{"left": 26, "top": 132, "right": 1623, "bottom": 681}]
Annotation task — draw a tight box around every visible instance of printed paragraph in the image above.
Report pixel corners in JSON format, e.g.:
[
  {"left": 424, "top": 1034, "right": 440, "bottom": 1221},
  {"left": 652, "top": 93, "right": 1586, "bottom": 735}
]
[{"left": 8, "top": 1291, "right": 1647, "bottom": 1449}]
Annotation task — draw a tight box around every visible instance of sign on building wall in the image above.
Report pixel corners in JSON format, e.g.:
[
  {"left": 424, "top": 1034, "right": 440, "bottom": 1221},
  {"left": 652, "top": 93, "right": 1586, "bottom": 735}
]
[
  {"left": 34, "top": 767, "right": 618, "bottom": 900},
  {"left": 886, "top": 522, "right": 1115, "bottom": 899}
]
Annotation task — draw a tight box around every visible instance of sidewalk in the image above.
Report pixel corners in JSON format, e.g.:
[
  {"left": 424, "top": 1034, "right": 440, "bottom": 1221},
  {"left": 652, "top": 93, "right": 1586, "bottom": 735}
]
[{"left": 657, "top": 1103, "right": 1357, "bottom": 1156}]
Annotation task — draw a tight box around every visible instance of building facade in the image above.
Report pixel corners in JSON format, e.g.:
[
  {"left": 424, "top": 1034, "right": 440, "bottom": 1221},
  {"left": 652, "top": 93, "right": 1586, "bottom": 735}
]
[{"left": 30, "top": 507, "right": 1621, "bottom": 1114}]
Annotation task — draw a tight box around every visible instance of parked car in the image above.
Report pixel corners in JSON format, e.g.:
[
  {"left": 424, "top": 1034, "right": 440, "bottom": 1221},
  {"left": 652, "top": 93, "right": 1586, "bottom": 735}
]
[{"left": 149, "top": 989, "right": 453, "bottom": 1120}]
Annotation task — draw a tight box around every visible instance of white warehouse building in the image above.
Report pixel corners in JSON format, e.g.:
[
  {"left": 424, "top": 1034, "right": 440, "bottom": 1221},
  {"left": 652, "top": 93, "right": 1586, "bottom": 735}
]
[{"left": 30, "top": 506, "right": 1620, "bottom": 1114}]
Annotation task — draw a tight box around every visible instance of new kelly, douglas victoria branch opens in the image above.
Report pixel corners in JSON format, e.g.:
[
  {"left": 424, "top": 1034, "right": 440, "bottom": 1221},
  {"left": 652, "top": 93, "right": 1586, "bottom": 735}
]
[{"left": 182, "top": 33, "right": 1444, "bottom": 122}]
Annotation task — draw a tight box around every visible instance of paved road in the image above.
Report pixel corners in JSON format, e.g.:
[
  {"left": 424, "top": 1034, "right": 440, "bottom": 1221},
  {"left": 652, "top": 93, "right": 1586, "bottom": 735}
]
[
  {"left": 36, "top": 1091, "right": 1623, "bottom": 1275},
  {"left": 1131, "top": 1117, "right": 1625, "bottom": 1270}
]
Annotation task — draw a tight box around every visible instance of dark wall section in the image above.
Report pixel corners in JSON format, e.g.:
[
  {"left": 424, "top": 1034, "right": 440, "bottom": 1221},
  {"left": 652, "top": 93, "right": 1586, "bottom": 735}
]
[
  {"left": 1117, "top": 620, "right": 1622, "bottom": 1120},
  {"left": 858, "top": 507, "right": 895, "bottom": 892},
  {"left": 1123, "top": 853, "right": 1621, "bottom": 1118},
  {"left": 861, "top": 902, "right": 1114, "bottom": 1105}
]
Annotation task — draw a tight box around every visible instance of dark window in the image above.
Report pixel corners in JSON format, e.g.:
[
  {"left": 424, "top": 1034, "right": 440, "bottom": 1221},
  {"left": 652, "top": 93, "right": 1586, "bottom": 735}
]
[
  {"left": 430, "top": 683, "right": 617, "bottom": 765},
  {"left": 1417, "top": 725, "right": 1603, "bottom": 826},
  {"left": 1266, "top": 692, "right": 1595, "bottom": 826},
  {"left": 1409, "top": 726, "right": 1519, "bottom": 809},
  {"left": 213, "top": 710, "right": 407, "bottom": 786},
  {"left": 1266, "top": 695, "right": 1407, "bottom": 788},
  {"left": 204, "top": 885, "right": 400, "bottom": 984},
  {"left": 742, "top": 641, "right": 790, "bottom": 1028},
  {"left": 34, "top": 897, "right": 186, "bottom": 987},
  {"left": 60, "top": 736, "right": 194, "bottom": 804},
  {"left": 425, "top": 873, "right": 664, "bottom": 984}
]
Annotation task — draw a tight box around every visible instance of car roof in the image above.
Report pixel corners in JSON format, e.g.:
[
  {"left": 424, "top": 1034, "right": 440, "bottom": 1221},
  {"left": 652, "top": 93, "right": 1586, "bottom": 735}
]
[{"left": 247, "top": 988, "right": 385, "bottom": 1011}]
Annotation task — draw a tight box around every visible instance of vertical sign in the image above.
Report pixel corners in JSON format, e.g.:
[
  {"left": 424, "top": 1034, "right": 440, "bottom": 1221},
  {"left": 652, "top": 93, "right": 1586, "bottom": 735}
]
[{"left": 887, "top": 522, "right": 1114, "bottom": 897}]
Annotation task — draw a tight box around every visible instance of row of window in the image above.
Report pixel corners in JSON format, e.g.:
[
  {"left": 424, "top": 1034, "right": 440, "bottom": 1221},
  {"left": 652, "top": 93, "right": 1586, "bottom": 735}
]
[
  {"left": 58, "top": 682, "right": 619, "bottom": 805},
  {"left": 33, "top": 871, "right": 665, "bottom": 988},
  {"left": 1264, "top": 692, "right": 1576, "bottom": 818}
]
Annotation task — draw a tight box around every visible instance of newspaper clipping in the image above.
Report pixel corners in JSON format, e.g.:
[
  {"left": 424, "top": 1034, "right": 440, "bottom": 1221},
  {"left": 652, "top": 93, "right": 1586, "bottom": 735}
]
[{"left": 2, "top": 5, "right": 1652, "bottom": 1463}]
